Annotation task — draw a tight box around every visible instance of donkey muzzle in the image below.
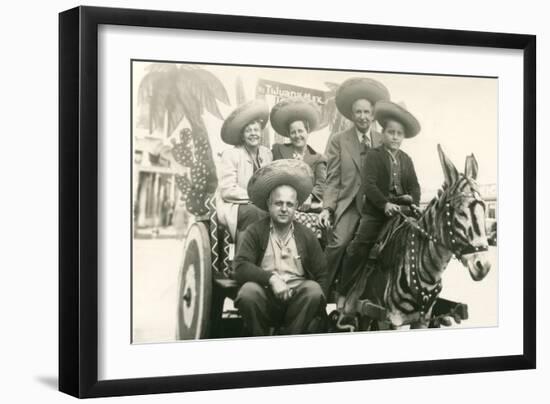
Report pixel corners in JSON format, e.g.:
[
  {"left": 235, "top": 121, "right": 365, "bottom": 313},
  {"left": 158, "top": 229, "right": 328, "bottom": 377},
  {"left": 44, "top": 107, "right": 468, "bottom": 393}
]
[{"left": 461, "top": 251, "right": 491, "bottom": 281}]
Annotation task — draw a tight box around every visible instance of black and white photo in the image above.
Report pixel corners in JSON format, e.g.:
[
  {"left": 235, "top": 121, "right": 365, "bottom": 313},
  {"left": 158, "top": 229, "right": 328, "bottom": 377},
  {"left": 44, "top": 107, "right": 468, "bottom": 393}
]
[{"left": 131, "top": 61, "right": 498, "bottom": 343}]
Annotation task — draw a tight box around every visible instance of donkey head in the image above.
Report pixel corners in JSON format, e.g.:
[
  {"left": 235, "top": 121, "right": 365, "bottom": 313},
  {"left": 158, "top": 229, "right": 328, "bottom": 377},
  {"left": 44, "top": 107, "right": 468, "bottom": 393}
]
[{"left": 437, "top": 145, "right": 491, "bottom": 281}]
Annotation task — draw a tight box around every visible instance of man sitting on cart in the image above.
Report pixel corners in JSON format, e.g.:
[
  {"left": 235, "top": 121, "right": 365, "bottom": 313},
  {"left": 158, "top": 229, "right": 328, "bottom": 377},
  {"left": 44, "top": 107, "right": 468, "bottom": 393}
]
[{"left": 232, "top": 159, "right": 328, "bottom": 336}]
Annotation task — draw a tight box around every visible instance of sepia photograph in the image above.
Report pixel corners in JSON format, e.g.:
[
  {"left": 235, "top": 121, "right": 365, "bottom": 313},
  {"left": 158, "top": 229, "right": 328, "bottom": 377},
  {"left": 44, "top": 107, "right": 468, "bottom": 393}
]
[{"left": 131, "top": 60, "right": 498, "bottom": 344}]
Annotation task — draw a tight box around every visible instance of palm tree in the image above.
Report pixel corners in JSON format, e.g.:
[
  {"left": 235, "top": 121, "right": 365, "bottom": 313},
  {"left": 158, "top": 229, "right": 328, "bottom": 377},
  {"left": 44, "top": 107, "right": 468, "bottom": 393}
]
[
  {"left": 235, "top": 75, "right": 247, "bottom": 105},
  {"left": 136, "top": 63, "right": 230, "bottom": 216},
  {"left": 319, "top": 82, "right": 352, "bottom": 153}
]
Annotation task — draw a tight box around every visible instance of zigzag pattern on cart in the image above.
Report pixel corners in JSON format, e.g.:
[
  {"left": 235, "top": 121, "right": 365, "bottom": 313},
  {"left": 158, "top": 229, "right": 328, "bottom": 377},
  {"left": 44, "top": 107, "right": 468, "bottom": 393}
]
[
  {"left": 207, "top": 196, "right": 221, "bottom": 274},
  {"left": 222, "top": 228, "right": 231, "bottom": 277}
]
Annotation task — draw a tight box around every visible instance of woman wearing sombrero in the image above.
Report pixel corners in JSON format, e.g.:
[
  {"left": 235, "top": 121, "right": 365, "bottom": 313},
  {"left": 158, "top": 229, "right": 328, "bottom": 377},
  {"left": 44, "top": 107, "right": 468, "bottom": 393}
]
[
  {"left": 270, "top": 97, "right": 327, "bottom": 212},
  {"left": 215, "top": 99, "right": 273, "bottom": 241}
]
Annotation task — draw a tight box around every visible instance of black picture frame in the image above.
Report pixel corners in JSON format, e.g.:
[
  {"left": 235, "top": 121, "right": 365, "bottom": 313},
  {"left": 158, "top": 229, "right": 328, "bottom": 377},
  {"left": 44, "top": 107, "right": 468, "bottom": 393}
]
[{"left": 59, "top": 5, "right": 536, "bottom": 398}]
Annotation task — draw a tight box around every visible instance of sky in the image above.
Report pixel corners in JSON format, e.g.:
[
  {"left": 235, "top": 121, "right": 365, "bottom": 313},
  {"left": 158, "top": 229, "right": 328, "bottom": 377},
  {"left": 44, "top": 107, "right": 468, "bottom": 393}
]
[{"left": 132, "top": 61, "right": 498, "bottom": 198}]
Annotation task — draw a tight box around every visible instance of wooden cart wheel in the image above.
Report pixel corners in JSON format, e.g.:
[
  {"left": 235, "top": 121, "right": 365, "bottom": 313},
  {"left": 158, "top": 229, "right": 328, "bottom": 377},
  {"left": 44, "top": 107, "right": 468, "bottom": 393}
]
[{"left": 176, "top": 222, "right": 212, "bottom": 340}]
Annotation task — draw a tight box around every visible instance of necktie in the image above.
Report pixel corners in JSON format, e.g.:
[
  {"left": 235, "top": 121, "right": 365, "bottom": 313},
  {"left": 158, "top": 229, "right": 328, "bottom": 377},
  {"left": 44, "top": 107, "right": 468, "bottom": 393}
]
[{"left": 362, "top": 134, "right": 371, "bottom": 149}]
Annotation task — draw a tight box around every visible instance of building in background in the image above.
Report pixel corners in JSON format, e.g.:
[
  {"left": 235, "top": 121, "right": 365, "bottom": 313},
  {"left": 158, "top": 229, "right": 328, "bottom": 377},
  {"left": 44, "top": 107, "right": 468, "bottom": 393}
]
[{"left": 133, "top": 134, "right": 191, "bottom": 239}]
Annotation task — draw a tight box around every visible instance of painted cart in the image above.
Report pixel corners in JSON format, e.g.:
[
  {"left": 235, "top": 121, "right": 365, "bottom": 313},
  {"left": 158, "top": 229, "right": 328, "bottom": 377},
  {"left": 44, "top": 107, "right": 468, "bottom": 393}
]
[{"left": 175, "top": 199, "right": 470, "bottom": 339}]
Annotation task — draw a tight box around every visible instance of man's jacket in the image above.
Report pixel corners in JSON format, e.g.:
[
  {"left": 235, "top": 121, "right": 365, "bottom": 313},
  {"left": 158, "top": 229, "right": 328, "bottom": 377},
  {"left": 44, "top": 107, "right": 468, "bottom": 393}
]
[
  {"left": 324, "top": 126, "right": 382, "bottom": 224},
  {"left": 233, "top": 217, "right": 328, "bottom": 296}
]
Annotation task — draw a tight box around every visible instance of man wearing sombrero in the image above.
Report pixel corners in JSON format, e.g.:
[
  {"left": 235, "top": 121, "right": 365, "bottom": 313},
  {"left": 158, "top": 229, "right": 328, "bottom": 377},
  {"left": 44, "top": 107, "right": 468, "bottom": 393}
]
[
  {"left": 319, "top": 77, "right": 390, "bottom": 297},
  {"left": 232, "top": 159, "right": 328, "bottom": 336}
]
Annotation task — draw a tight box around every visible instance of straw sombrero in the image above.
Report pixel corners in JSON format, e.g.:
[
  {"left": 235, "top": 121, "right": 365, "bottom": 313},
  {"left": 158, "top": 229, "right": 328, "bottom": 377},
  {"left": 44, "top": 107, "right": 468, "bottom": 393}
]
[
  {"left": 270, "top": 97, "right": 321, "bottom": 137},
  {"left": 247, "top": 159, "right": 314, "bottom": 211},
  {"left": 335, "top": 77, "right": 390, "bottom": 120},
  {"left": 374, "top": 101, "right": 421, "bottom": 138},
  {"left": 221, "top": 99, "right": 269, "bottom": 146}
]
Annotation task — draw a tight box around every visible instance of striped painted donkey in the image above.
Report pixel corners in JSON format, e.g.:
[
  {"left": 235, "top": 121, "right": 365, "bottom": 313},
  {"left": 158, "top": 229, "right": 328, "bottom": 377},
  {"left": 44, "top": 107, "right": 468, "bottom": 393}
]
[{"left": 343, "top": 145, "right": 492, "bottom": 330}]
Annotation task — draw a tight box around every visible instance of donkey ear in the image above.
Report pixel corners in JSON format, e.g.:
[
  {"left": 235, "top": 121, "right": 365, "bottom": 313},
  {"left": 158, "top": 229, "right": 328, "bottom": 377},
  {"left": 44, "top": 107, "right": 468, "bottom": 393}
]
[
  {"left": 438, "top": 144, "right": 459, "bottom": 185},
  {"left": 464, "top": 153, "right": 479, "bottom": 180}
]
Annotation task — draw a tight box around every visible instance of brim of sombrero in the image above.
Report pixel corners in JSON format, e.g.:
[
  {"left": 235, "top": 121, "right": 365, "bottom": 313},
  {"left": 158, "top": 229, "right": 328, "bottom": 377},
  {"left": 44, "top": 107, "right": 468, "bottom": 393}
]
[
  {"left": 374, "top": 101, "right": 421, "bottom": 138},
  {"left": 270, "top": 98, "right": 321, "bottom": 137},
  {"left": 221, "top": 100, "right": 269, "bottom": 145},
  {"left": 335, "top": 77, "right": 390, "bottom": 120},
  {"left": 248, "top": 159, "right": 314, "bottom": 211}
]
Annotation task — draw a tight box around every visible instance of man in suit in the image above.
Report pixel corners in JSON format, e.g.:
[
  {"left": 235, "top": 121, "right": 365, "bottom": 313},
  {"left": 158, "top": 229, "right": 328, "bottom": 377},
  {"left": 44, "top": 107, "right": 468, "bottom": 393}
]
[{"left": 318, "top": 77, "right": 390, "bottom": 298}]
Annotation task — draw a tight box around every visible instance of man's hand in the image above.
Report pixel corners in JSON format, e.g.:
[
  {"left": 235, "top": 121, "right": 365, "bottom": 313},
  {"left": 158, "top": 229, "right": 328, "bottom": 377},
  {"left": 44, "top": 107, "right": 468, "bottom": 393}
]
[
  {"left": 318, "top": 208, "right": 333, "bottom": 229},
  {"left": 384, "top": 202, "right": 401, "bottom": 217},
  {"left": 269, "top": 274, "right": 291, "bottom": 302}
]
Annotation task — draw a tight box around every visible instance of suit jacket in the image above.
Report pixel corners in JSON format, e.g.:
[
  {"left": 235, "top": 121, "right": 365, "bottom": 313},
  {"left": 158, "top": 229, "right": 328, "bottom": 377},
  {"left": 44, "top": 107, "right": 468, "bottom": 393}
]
[
  {"left": 215, "top": 145, "right": 273, "bottom": 238},
  {"left": 271, "top": 143, "right": 327, "bottom": 203},
  {"left": 362, "top": 146, "right": 421, "bottom": 218},
  {"left": 233, "top": 217, "right": 328, "bottom": 296},
  {"left": 324, "top": 126, "right": 382, "bottom": 224}
]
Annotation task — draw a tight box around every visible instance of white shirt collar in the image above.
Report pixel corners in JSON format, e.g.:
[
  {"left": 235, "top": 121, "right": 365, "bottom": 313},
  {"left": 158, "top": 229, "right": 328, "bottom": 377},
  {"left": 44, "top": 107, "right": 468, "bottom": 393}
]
[{"left": 355, "top": 125, "right": 372, "bottom": 144}]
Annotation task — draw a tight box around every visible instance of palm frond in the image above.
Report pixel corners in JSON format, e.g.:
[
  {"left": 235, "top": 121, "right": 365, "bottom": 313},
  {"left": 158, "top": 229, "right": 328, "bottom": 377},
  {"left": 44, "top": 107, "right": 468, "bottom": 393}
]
[
  {"left": 179, "top": 66, "right": 229, "bottom": 120},
  {"left": 175, "top": 81, "right": 205, "bottom": 133},
  {"left": 324, "top": 81, "right": 340, "bottom": 92},
  {"left": 137, "top": 63, "right": 230, "bottom": 136},
  {"left": 319, "top": 81, "right": 350, "bottom": 134},
  {"left": 191, "top": 66, "right": 230, "bottom": 104}
]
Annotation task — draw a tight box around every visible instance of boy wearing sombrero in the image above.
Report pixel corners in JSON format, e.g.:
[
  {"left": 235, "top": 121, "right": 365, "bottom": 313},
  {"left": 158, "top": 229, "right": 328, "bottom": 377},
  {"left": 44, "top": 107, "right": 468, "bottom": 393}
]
[
  {"left": 319, "top": 77, "right": 390, "bottom": 295},
  {"left": 341, "top": 100, "right": 421, "bottom": 298},
  {"left": 232, "top": 159, "right": 328, "bottom": 336}
]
